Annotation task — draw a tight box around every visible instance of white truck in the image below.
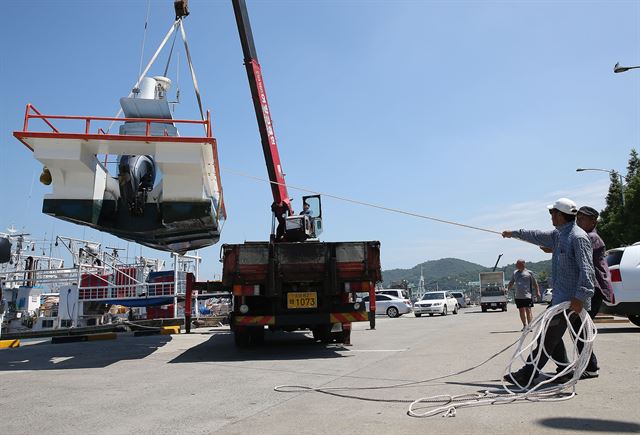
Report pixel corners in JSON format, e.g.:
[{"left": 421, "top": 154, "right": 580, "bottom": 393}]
[{"left": 479, "top": 271, "right": 507, "bottom": 312}]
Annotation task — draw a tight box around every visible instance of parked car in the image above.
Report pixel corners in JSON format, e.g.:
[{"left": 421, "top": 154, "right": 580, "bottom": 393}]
[
  {"left": 605, "top": 243, "right": 640, "bottom": 327},
  {"left": 377, "top": 289, "right": 412, "bottom": 307},
  {"left": 413, "top": 291, "right": 458, "bottom": 317},
  {"left": 541, "top": 288, "right": 553, "bottom": 303},
  {"left": 450, "top": 291, "right": 469, "bottom": 308},
  {"left": 361, "top": 294, "right": 412, "bottom": 318}
]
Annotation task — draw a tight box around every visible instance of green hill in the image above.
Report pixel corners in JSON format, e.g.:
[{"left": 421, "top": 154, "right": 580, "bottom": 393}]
[{"left": 382, "top": 258, "right": 552, "bottom": 290}]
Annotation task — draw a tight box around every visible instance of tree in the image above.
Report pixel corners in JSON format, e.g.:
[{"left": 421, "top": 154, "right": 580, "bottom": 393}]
[{"left": 599, "top": 149, "right": 640, "bottom": 247}]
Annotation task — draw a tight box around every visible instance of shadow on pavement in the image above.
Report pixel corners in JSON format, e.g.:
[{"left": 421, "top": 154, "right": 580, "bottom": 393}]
[
  {"left": 170, "top": 330, "right": 351, "bottom": 363},
  {"left": 464, "top": 310, "right": 510, "bottom": 315},
  {"left": 538, "top": 417, "right": 640, "bottom": 433},
  {"left": 443, "top": 380, "right": 505, "bottom": 389},
  {"left": 596, "top": 327, "right": 640, "bottom": 334},
  {"left": 0, "top": 335, "right": 172, "bottom": 371}
]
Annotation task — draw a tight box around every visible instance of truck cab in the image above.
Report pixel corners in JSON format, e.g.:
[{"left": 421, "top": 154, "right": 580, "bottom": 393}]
[{"left": 283, "top": 195, "right": 323, "bottom": 242}]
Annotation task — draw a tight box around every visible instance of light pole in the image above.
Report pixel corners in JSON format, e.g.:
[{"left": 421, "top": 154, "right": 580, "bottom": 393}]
[
  {"left": 576, "top": 168, "right": 625, "bottom": 206},
  {"left": 614, "top": 62, "right": 640, "bottom": 73}
]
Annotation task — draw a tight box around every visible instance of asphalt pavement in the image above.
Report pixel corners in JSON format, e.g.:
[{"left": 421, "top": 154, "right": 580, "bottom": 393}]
[{"left": 0, "top": 306, "right": 638, "bottom": 434}]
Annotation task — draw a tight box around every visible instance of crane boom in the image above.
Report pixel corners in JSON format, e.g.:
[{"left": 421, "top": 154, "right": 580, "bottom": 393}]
[{"left": 231, "top": 0, "right": 293, "bottom": 219}]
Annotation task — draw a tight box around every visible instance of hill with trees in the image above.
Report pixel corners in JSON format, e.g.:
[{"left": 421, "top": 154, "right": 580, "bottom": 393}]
[{"left": 382, "top": 257, "right": 552, "bottom": 291}]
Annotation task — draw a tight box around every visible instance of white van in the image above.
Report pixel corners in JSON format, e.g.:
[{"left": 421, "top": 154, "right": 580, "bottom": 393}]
[{"left": 605, "top": 243, "right": 640, "bottom": 327}]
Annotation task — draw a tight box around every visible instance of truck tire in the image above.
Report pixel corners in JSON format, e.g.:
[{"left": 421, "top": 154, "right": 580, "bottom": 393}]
[
  {"left": 453, "top": 305, "right": 458, "bottom": 315},
  {"left": 234, "top": 329, "right": 252, "bottom": 348},
  {"left": 628, "top": 314, "right": 640, "bottom": 327},
  {"left": 250, "top": 326, "right": 265, "bottom": 345},
  {"left": 441, "top": 306, "right": 447, "bottom": 316},
  {"left": 502, "top": 306, "right": 507, "bottom": 312},
  {"left": 482, "top": 306, "right": 487, "bottom": 313},
  {"left": 332, "top": 331, "right": 347, "bottom": 343},
  {"left": 415, "top": 313, "right": 422, "bottom": 317},
  {"left": 312, "top": 325, "right": 333, "bottom": 343}
]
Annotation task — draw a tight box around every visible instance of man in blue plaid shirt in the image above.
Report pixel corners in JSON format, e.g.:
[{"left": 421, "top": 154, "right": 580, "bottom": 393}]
[{"left": 502, "top": 198, "right": 596, "bottom": 385}]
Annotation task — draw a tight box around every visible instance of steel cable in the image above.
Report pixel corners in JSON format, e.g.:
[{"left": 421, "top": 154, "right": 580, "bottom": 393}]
[{"left": 221, "top": 168, "right": 503, "bottom": 235}]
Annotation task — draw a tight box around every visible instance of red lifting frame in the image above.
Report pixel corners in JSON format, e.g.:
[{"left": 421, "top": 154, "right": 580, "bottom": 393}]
[{"left": 13, "top": 103, "right": 226, "bottom": 219}]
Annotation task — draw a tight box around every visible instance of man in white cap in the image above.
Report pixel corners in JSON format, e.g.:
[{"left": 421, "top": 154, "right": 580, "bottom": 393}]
[{"left": 501, "top": 198, "right": 596, "bottom": 385}]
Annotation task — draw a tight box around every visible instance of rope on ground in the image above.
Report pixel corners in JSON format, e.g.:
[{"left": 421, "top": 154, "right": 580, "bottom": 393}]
[
  {"left": 274, "top": 302, "right": 596, "bottom": 418},
  {"left": 408, "top": 302, "right": 596, "bottom": 417}
]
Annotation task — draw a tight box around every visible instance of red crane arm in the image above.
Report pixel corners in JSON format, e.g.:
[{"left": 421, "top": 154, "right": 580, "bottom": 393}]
[{"left": 232, "top": 0, "right": 293, "bottom": 218}]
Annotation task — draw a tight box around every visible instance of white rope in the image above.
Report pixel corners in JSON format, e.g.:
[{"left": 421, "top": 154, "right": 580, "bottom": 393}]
[
  {"left": 408, "top": 302, "right": 596, "bottom": 417},
  {"left": 272, "top": 302, "right": 596, "bottom": 418},
  {"left": 106, "top": 19, "right": 180, "bottom": 133},
  {"left": 179, "top": 20, "right": 207, "bottom": 134},
  {"left": 137, "top": 0, "right": 152, "bottom": 80},
  {"left": 221, "top": 167, "right": 503, "bottom": 235}
]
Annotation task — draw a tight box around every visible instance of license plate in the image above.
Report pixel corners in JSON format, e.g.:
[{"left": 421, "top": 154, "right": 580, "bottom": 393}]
[
  {"left": 287, "top": 292, "right": 317, "bottom": 309},
  {"left": 491, "top": 303, "right": 497, "bottom": 307}
]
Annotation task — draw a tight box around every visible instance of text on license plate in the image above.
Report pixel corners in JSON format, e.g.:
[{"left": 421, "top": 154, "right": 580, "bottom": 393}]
[{"left": 287, "top": 292, "right": 317, "bottom": 309}]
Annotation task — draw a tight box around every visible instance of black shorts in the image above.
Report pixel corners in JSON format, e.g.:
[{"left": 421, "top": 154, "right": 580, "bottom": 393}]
[{"left": 515, "top": 298, "right": 533, "bottom": 308}]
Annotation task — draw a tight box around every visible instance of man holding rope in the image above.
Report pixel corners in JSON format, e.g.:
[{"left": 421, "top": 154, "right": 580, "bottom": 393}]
[{"left": 501, "top": 198, "right": 595, "bottom": 385}]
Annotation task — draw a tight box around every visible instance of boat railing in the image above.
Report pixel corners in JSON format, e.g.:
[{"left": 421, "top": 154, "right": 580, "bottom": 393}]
[{"left": 16, "top": 103, "right": 213, "bottom": 151}]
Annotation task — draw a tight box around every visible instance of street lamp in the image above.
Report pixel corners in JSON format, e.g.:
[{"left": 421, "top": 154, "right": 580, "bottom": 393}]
[
  {"left": 576, "top": 168, "right": 625, "bottom": 206},
  {"left": 614, "top": 62, "right": 640, "bottom": 73}
]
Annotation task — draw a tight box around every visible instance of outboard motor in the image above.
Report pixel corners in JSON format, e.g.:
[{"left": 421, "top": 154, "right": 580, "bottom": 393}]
[
  {"left": 118, "top": 155, "right": 156, "bottom": 216},
  {"left": 0, "top": 237, "right": 11, "bottom": 264}
]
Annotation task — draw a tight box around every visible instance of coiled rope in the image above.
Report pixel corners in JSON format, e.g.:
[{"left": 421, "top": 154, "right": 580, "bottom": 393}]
[
  {"left": 408, "top": 302, "right": 596, "bottom": 417},
  {"left": 274, "top": 302, "right": 596, "bottom": 418}
]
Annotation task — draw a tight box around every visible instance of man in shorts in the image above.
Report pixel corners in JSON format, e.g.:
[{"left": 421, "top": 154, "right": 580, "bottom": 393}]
[{"left": 507, "top": 259, "right": 541, "bottom": 330}]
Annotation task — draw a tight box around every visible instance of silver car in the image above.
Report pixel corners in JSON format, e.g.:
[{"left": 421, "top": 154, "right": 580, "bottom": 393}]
[
  {"left": 450, "top": 291, "right": 469, "bottom": 308},
  {"left": 413, "top": 291, "right": 458, "bottom": 317},
  {"left": 361, "top": 294, "right": 412, "bottom": 318}
]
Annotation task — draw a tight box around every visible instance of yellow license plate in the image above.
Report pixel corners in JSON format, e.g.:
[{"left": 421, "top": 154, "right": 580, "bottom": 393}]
[{"left": 287, "top": 292, "right": 317, "bottom": 309}]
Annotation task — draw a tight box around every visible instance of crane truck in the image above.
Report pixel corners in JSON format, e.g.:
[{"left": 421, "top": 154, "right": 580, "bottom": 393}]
[{"left": 212, "top": 0, "right": 382, "bottom": 346}]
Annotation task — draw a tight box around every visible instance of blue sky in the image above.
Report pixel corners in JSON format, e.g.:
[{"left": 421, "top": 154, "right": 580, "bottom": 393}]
[{"left": 1, "top": 0, "right": 638, "bottom": 279}]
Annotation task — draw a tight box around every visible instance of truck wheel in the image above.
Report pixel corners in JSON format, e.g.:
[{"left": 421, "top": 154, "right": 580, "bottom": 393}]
[
  {"left": 250, "top": 327, "right": 265, "bottom": 345},
  {"left": 415, "top": 313, "right": 422, "bottom": 317},
  {"left": 441, "top": 306, "right": 448, "bottom": 316},
  {"left": 429, "top": 313, "right": 434, "bottom": 317},
  {"left": 234, "top": 329, "right": 252, "bottom": 348},
  {"left": 628, "top": 314, "right": 640, "bottom": 327},
  {"left": 502, "top": 306, "right": 507, "bottom": 312},
  {"left": 332, "top": 331, "right": 347, "bottom": 343},
  {"left": 387, "top": 306, "right": 400, "bottom": 318},
  {"left": 481, "top": 307, "right": 487, "bottom": 313},
  {"left": 312, "top": 325, "right": 332, "bottom": 343},
  {"left": 453, "top": 305, "right": 458, "bottom": 315}
]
